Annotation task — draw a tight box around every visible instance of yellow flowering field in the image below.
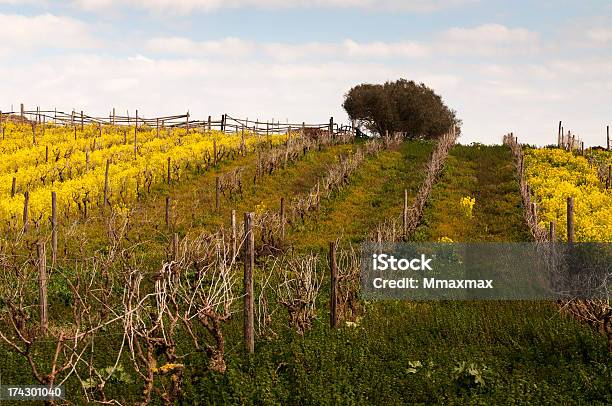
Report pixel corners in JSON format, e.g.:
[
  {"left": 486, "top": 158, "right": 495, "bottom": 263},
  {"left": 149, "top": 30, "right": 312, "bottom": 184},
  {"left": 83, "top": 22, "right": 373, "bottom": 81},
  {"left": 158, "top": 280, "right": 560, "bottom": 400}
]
[
  {"left": 524, "top": 148, "right": 612, "bottom": 242},
  {"left": 0, "top": 122, "right": 287, "bottom": 227}
]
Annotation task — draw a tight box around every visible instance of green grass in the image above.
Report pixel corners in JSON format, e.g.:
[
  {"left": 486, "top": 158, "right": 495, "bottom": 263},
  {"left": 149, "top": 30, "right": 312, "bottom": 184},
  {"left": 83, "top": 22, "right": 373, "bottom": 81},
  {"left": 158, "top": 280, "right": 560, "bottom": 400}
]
[
  {"left": 188, "top": 301, "right": 610, "bottom": 405},
  {"left": 413, "top": 144, "right": 531, "bottom": 242},
  {"left": 183, "top": 143, "right": 610, "bottom": 405},
  {"left": 1, "top": 142, "right": 610, "bottom": 405},
  {"left": 287, "top": 141, "right": 434, "bottom": 250}
]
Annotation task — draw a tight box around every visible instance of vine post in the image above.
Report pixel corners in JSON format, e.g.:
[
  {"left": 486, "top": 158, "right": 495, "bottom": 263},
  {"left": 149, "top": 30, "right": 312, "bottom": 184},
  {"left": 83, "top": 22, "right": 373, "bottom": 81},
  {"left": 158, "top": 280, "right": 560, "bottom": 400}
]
[
  {"left": 243, "top": 212, "right": 255, "bottom": 354},
  {"left": 567, "top": 197, "right": 574, "bottom": 243},
  {"left": 37, "top": 242, "right": 48, "bottom": 335}
]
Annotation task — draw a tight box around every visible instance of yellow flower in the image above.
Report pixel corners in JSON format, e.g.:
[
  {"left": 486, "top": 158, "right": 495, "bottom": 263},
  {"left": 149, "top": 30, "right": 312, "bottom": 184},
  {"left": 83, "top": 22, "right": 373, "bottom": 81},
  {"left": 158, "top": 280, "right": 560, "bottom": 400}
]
[{"left": 460, "top": 196, "right": 475, "bottom": 218}]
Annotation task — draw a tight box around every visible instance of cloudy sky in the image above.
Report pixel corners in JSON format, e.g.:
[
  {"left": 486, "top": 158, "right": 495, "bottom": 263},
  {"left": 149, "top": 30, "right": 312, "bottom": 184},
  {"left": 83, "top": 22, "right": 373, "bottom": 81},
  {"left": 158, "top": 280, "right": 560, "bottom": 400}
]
[{"left": 1, "top": 0, "right": 611, "bottom": 146}]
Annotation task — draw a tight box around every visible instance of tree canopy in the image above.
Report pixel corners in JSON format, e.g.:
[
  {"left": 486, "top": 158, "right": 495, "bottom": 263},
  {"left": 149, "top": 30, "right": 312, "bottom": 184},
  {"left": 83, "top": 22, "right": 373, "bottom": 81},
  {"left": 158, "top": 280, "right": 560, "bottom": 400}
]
[{"left": 343, "top": 79, "right": 460, "bottom": 139}]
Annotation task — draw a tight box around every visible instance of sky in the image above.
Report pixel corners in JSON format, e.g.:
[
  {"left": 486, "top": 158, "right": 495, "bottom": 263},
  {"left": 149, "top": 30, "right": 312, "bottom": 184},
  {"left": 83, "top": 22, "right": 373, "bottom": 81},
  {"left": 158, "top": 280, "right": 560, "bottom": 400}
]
[{"left": 0, "top": 0, "right": 611, "bottom": 146}]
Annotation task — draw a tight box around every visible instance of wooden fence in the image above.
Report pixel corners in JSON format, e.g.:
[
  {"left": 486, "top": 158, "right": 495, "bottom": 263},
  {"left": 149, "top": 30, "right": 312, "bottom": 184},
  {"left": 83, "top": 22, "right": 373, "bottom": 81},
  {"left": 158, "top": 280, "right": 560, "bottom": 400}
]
[{"left": 0, "top": 105, "right": 356, "bottom": 137}]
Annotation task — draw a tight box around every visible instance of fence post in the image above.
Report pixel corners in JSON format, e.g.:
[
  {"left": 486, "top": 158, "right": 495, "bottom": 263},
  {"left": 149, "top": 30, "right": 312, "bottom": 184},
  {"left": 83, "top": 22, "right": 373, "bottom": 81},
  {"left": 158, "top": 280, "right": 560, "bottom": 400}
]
[
  {"left": 172, "top": 233, "right": 179, "bottom": 262},
  {"left": 51, "top": 191, "right": 57, "bottom": 267},
  {"left": 280, "top": 197, "right": 285, "bottom": 239},
  {"left": 37, "top": 242, "right": 48, "bottom": 335},
  {"left": 23, "top": 191, "right": 29, "bottom": 232},
  {"left": 231, "top": 210, "right": 237, "bottom": 259},
  {"left": 80, "top": 110, "right": 84, "bottom": 131},
  {"left": 329, "top": 241, "right": 338, "bottom": 329},
  {"left": 20, "top": 103, "right": 24, "bottom": 117},
  {"left": 167, "top": 157, "right": 171, "bottom": 185},
  {"left": 567, "top": 197, "right": 574, "bottom": 243},
  {"left": 133, "top": 128, "right": 137, "bottom": 159},
  {"left": 103, "top": 159, "right": 110, "bottom": 207},
  {"left": 607, "top": 125, "right": 610, "bottom": 151},
  {"left": 243, "top": 212, "right": 255, "bottom": 354},
  {"left": 549, "top": 221, "right": 555, "bottom": 242},
  {"left": 557, "top": 121, "right": 562, "bottom": 147},
  {"left": 213, "top": 138, "right": 217, "bottom": 166},
  {"left": 208, "top": 115, "right": 211, "bottom": 131},
  {"left": 186, "top": 111, "right": 190, "bottom": 133},
  {"left": 403, "top": 189, "right": 408, "bottom": 239}
]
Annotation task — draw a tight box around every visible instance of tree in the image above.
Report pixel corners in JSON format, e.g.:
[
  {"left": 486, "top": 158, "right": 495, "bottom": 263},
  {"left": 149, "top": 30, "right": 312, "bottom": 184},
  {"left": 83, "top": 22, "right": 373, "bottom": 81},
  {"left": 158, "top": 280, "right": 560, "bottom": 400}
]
[{"left": 343, "top": 79, "right": 460, "bottom": 139}]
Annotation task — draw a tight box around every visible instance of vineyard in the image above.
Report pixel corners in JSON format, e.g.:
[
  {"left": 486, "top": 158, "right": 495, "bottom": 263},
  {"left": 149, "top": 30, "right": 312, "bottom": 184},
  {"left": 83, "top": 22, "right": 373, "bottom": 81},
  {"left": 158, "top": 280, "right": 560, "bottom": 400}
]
[{"left": 0, "top": 109, "right": 611, "bottom": 405}]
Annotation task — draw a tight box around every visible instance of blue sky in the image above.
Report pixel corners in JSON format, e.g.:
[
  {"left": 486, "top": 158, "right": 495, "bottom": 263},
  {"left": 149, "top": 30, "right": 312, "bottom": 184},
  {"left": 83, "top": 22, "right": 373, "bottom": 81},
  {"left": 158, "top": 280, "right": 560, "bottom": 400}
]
[{"left": 1, "top": 0, "right": 611, "bottom": 146}]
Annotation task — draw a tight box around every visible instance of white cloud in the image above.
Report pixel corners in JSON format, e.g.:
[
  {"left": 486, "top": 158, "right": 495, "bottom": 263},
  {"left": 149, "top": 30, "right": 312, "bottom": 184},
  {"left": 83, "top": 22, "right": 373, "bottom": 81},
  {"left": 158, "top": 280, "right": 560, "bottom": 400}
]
[
  {"left": 147, "top": 37, "right": 429, "bottom": 60},
  {"left": 0, "top": 13, "right": 97, "bottom": 56},
  {"left": 73, "top": 0, "right": 477, "bottom": 13},
  {"left": 436, "top": 23, "right": 539, "bottom": 56},
  {"left": 146, "top": 37, "right": 255, "bottom": 57},
  {"left": 4, "top": 49, "right": 611, "bottom": 148},
  {"left": 586, "top": 28, "right": 612, "bottom": 44}
]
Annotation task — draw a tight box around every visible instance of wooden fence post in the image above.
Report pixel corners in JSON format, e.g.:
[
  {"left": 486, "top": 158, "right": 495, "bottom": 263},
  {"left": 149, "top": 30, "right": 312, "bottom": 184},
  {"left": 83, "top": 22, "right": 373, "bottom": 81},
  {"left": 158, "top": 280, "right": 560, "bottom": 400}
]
[
  {"left": 167, "top": 157, "right": 171, "bottom": 185},
  {"left": 329, "top": 241, "right": 338, "bottom": 329},
  {"left": 23, "top": 191, "right": 29, "bottom": 232},
  {"left": 208, "top": 115, "right": 211, "bottom": 131},
  {"left": 567, "top": 197, "right": 574, "bottom": 243},
  {"left": 51, "top": 192, "right": 57, "bottom": 267},
  {"left": 215, "top": 176, "right": 221, "bottom": 211},
  {"left": 403, "top": 189, "right": 408, "bottom": 239},
  {"left": 549, "top": 221, "right": 555, "bottom": 242},
  {"left": 103, "top": 159, "right": 110, "bottom": 207},
  {"left": 607, "top": 125, "right": 610, "bottom": 151},
  {"left": 80, "top": 110, "right": 84, "bottom": 131},
  {"left": 172, "top": 233, "right": 179, "bottom": 262},
  {"left": 243, "top": 212, "right": 255, "bottom": 354},
  {"left": 133, "top": 128, "right": 138, "bottom": 159},
  {"left": 37, "top": 242, "right": 48, "bottom": 335},
  {"left": 231, "top": 210, "right": 237, "bottom": 259},
  {"left": 557, "top": 121, "right": 562, "bottom": 147},
  {"left": 20, "top": 103, "right": 24, "bottom": 117},
  {"left": 213, "top": 139, "right": 217, "bottom": 166},
  {"left": 280, "top": 197, "right": 285, "bottom": 239},
  {"left": 186, "top": 111, "right": 190, "bottom": 133}
]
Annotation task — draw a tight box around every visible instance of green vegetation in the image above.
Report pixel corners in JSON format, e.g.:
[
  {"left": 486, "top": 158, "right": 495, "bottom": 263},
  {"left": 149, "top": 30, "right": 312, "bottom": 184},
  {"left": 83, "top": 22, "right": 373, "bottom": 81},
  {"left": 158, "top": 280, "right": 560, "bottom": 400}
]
[{"left": 1, "top": 141, "right": 610, "bottom": 405}]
